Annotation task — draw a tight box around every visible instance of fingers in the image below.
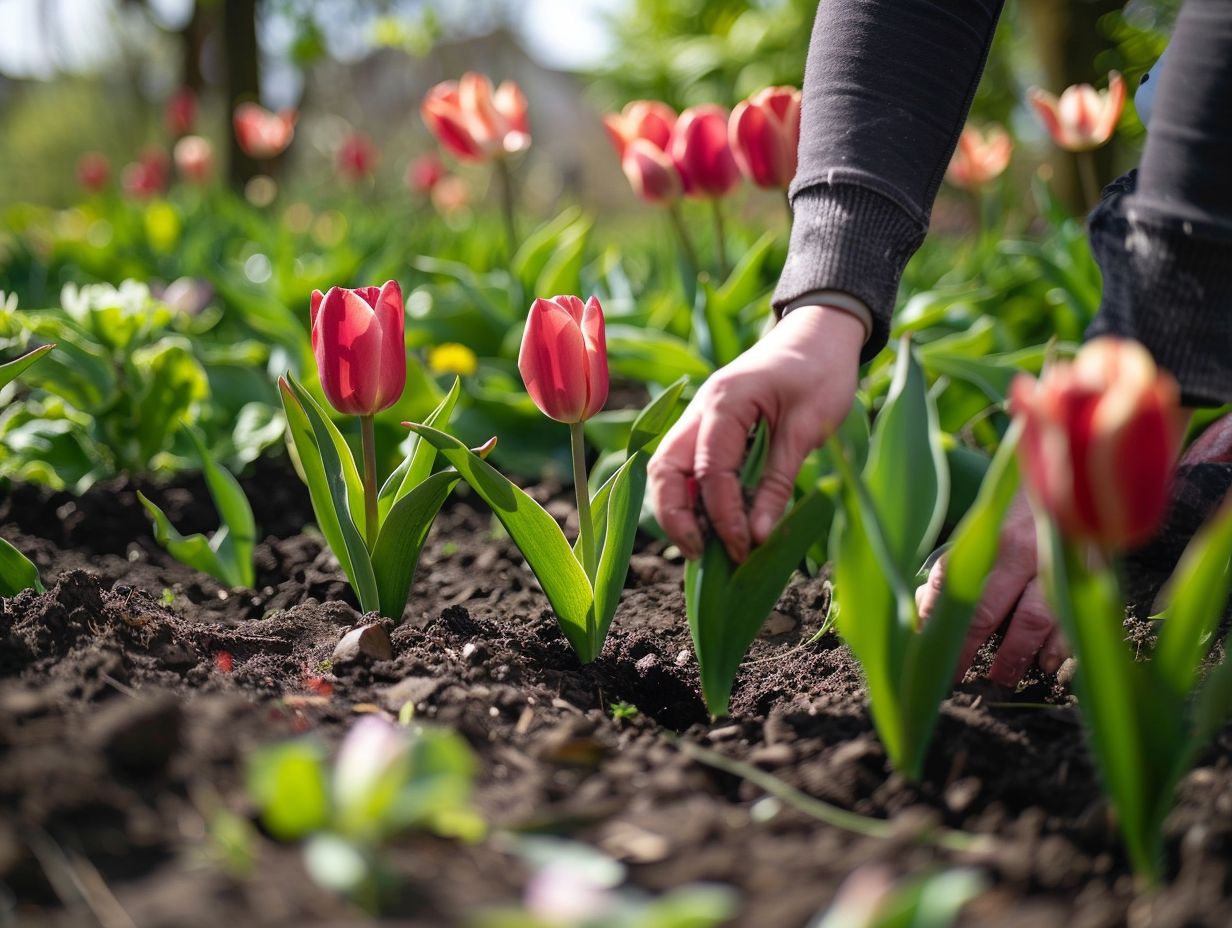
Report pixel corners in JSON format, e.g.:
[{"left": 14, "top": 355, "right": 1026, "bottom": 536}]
[
  {"left": 695, "top": 395, "right": 758, "bottom": 562},
  {"left": 953, "top": 559, "right": 1034, "bottom": 681},
  {"left": 1038, "top": 627, "right": 1069, "bottom": 675},
  {"left": 648, "top": 409, "right": 704, "bottom": 560},
  {"left": 916, "top": 554, "right": 947, "bottom": 622},
  {"left": 750, "top": 417, "right": 812, "bottom": 544},
  {"left": 987, "top": 578, "right": 1055, "bottom": 687}
]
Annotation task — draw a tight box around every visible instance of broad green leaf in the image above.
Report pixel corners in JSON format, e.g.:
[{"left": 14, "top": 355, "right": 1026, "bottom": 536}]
[
  {"left": 710, "top": 232, "right": 776, "bottom": 318},
  {"left": 0, "top": 343, "right": 54, "bottom": 392},
  {"left": 138, "top": 491, "right": 232, "bottom": 586},
  {"left": 592, "top": 453, "right": 646, "bottom": 648},
  {"left": 245, "top": 741, "right": 331, "bottom": 842},
  {"left": 407, "top": 424, "right": 596, "bottom": 659},
  {"left": 605, "top": 324, "right": 713, "bottom": 385},
  {"left": 372, "top": 471, "right": 462, "bottom": 621},
  {"left": 511, "top": 207, "right": 582, "bottom": 288},
  {"left": 697, "top": 279, "right": 741, "bottom": 367},
  {"left": 687, "top": 487, "right": 834, "bottom": 717},
  {"left": 131, "top": 338, "right": 209, "bottom": 465},
  {"left": 923, "top": 353, "right": 1018, "bottom": 403},
  {"left": 284, "top": 375, "right": 379, "bottom": 613},
  {"left": 627, "top": 376, "right": 689, "bottom": 455},
  {"left": 863, "top": 338, "right": 949, "bottom": 576},
  {"left": 536, "top": 219, "right": 591, "bottom": 297},
  {"left": 388, "top": 725, "right": 482, "bottom": 839},
  {"left": 378, "top": 377, "right": 461, "bottom": 522},
  {"left": 187, "top": 429, "right": 255, "bottom": 588},
  {"left": 0, "top": 535, "right": 43, "bottom": 596},
  {"left": 1154, "top": 498, "right": 1232, "bottom": 699},
  {"left": 863, "top": 869, "right": 986, "bottom": 928},
  {"left": 896, "top": 426, "right": 1020, "bottom": 779}
]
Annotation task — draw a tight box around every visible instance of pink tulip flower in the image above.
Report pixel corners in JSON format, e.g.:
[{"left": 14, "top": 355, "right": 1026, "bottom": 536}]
[
  {"left": 621, "top": 138, "right": 683, "bottom": 204},
  {"left": 165, "top": 87, "right": 197, "bottom": 137},
  {"left": 77, "top": 152, "right": 111, "bottom": 192},
  {"left": 310, "top": 281, "right": 407, "bottom": 417},
  {"left": 669, "top": 104, "right": 741, "bottom": 198},
  {"left": 1028, "top": 72, "right": 1126, "bottom": 152},
  {"left": 420, "top": 72, "right": 530, "bottom": 162},
  {"left": 602, "top": 100, "right": 676, "bottom": 160},
  {"left": 1011, "top": 337, "right": 1181, "bottom": 550},
  {"left": 728, "top": 86, "right": 801, "bottom": 190},
  {"left": 121, "top": 147, "right": 169, "bottom": 199},
  {"left": 518, "top": 295, "right": 608, "bottom": 424},
  {"left": 338, "top": 133, "right": 379, "bottom": 183},
  {"left": 174, "top": 135, "right": 214, "bottom": 185},
  {"left": 234, "top": 103, "right": 297, "bottom": 160},
  {"left": 406, "top": 152, "right": 446, "bottom": 195},
  {"left": 945, "top": 124, "right": 1012, "bottom": 189}
]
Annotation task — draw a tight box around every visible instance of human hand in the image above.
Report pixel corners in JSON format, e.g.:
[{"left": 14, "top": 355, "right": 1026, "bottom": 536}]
[
  {"left": 916, "top": 491, "right": 1067, "bottom": 687},
  {"left": 648, "top": 304, "right": 865, "bottom": 562}
]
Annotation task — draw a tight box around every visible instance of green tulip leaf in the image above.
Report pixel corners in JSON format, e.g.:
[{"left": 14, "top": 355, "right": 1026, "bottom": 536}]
[
  {"left": 372, "top": 471, "right": 463, "bottom": 621},
  {"left": 406, "top": 424, "right": 596, "bottom": 658},
  {"left": 379, "top": 376, "right": 462, "bottom": 522},
  {"left": 0, "top": 343, "right": 55, "bottom": 392},
  {"left": 138, "top": 491, "right": 233, "bottom": 587},
  {"left": 186, "top": 429, "right": 256, "bottom": 588},
  {"left": 592, "top": 452, "right": 647, "bottom": 647},
  {"left": 246, "top": 741, "right": 331, "bottom": 842},
  {"left": 0, "top": 536, "right": 44, "bottom": 597},
  {"left": 627, "top": 375, "right": 689, "bottom": 455}
]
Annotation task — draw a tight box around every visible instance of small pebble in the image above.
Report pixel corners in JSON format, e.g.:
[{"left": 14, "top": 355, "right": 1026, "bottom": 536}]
[{"left": 332, "top": 623, "right": 393, "bottom": 665}]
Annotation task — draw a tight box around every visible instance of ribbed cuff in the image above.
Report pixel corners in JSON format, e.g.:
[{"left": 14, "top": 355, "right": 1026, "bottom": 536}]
[
  {"left": 772, "top": 183, "right": 926, "bottom": 364},
  {"left": 1087, "top": 178, "right": 1232, "bottom": 407}
]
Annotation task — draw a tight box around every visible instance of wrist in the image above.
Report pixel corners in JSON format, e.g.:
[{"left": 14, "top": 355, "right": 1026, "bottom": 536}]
[{"left": 775, "top": 303, "right": 868, "bottom": 357}]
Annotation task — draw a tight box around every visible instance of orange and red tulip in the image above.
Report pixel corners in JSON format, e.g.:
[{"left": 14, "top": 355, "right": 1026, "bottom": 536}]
[
  {"left": 621, "top": 138, "right": 683, "bottom": 204},
  {"left": 518, "top": 295, "right": 609, "bottom": 424},
  {"left": 1011, "top": 337, "right": 1182, "bottom": 550},
  {"left": 728, "top": 86, "right": 801, "bottom": 190},
  {"left": 945, "top": 123, "right": 1012, "bottom": 189},
  {"left": 420, "top": 72, "right": 530, "bottom": 162},
  {"left": 233, "top": 103, "right": 297, "bottom": 160},
  {"left": 602, "top": 100, "right": 676, "bottom": 160},
  {"left": 310, "top": 282, "right": 407, "bottom": 416},
  {"left": 669, "top": 104, "right": 741, "bottom": 199},
  {"left": 1028, "top": 72, "right": 1126, "bottom": 152}
]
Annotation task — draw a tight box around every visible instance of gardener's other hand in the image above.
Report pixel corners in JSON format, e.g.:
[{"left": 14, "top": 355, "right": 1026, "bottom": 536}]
[
  {"left": 648, "top": 304, "right": 865, "bottom": 563},
  {"left": 916, "top": 492, "right": 1067, "bottom": 687}
]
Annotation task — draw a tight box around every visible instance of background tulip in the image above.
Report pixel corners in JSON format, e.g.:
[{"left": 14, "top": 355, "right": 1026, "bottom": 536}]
[
  {"left": 420, "top": 72, "right": 530, "bottom": 163},
  {"left": 121, "top": 147, "right": 169, "bottom": 199},
  {"left": 164, "top": 87, "right": 197, "bottom": 138},
  {"left": 234, "top": 103, "right": 297, "bottom": 160},
  {"left": 76, "top": 152, "right": 110, "bottom": 192},
  {"left": 728, "top": 86, "right": 800, "bottom": 191},
  {"left": 945, "top": 123, "right": 1012, "bottom": 189},
  {"left": 1011, "top": 336, "right": 1181, "bottom": 550},
  {"left": 518, "top": 295, "right": 608, "bottom": 425},
  {"left": 174, "top": 135, "right": 213, "bottom": 185},
  {"left": 406, "top": 152, "right": 445, "bottom": 195},
  {"left": 669, "top": 104, "right": 741, "bottom": 199},
  {"left": 310, "top": 281, "right": 406, "bottom": 418},
  {"left": 1028, "top": 72, "right": 1125, "bottom": 153},
  {"left": 337, "top": 133, "right": 379, "bottom": 183},
  {"left": 602, "top": 100, "right": 676, "bottom": 160},
  {"left": 621, "top": 138, "right": 682, "bottom": 204}
]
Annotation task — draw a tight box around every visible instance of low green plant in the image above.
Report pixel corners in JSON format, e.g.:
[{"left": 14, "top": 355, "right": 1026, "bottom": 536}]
[
  {"left": 409, "top": 378, "right": 688, "bottom": 663},
  {"left": 139, "top": 429, "right": 257, "bottom": 588},
  {"left": 0, "top": 339, "right": 54, "bottom": 595},
  {"left": 813, "top": 866, "right": 986, "bottom": 928}
]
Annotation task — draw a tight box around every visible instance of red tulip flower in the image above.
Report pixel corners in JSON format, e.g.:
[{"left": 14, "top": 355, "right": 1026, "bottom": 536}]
[
  {"left": 728, "top": 86, "right": 801, "bottom": 190},
  {"left": 602, "top": 100, "right": 676, "bottom": 160},
  {"left": 406, "top": 152, "right": 446, "bottom": 195},
  {"left": 669, "top": 105, "right": 741, "bottom": 199},
  {"left": 1011, "top": 337, "right": 1182, "bottom": 550},
  {"left": 310, "top": 281, "right": 407, "bottom": 417},
  {"left": 174, "top": 135, "right": 214, "bottom": 185},
  {"left": 518, "top": 295, "right": 608, "bottom": 425},
  {"left": 121, "top": 147, "right": 169, "bottom": 199},
  {"left": 945, "top": 123, "right": 1012, "bottom": 189},
  {"left": 338, "top": 133, "right": 380, "bottom": 183},
  {"left": 77, "top": 152, "right": 110, "bottom": 192},
  {"left": 234, "top": 103, "right": 297, "bottom": 160},
  {"left": 165, "top": 87, "right": 197, "bottom": 138},
  {"left": 1028, "top": 72, "right": 1126, "bottom": 152},
  {"left": 420, "top": 72, "right": 530, "bottom": 162},
  {"left": 621, "top": 138, "right": 683, "bottom": 204}
]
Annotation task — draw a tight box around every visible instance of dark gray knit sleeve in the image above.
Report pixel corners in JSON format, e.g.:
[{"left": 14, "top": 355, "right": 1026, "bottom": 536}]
[{"left": 772, "top": 0, "right": 1005, "bottom": 363}]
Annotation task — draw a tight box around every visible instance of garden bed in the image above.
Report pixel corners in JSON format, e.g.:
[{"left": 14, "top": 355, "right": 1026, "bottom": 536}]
[{"left": 3, "top": 462, "right": 1231, "bottom": 927}]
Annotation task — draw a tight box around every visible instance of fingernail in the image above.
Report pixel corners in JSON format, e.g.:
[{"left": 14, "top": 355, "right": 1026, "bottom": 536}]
[
  {"left": 683, "top": 532, "right": 703, "bottom": 560},
  {"left": 752, "top": 512, "right": 774, "bottom": 542},
  {"left": 1040, "top": 650, "right": 1061, "bottom": 674}
]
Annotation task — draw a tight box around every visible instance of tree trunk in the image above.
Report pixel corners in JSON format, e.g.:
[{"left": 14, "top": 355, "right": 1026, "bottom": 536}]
[{"left": 224, "top": 0, "right": 261, "bottom": 188}]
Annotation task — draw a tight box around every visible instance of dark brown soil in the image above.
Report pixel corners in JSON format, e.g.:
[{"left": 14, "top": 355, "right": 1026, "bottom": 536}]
[{"left": 2, "top": 460, "right": 1232, "bottom": 927}]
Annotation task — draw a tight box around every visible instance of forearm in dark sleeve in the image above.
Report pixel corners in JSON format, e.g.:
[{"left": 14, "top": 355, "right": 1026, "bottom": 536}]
[
  {"left": 1087, "top": 0, "right": 1232, "bottom": 405},
  {"left": 773, "top": 0, "right": 1005, "bottom": 362}
]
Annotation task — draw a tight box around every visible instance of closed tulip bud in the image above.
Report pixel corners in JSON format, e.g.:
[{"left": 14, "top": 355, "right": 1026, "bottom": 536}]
[
  {"left": 669, "top": 104, "right": 741, "bottom": 198},
  {"left": 338, "top": 133, "right": 379, "bottom": 183},
  {"left": 122, "top": 147, "right": 169, "bottom": 199},
  {"left": 1011, "top": 337, "right": 1182, "bottom": 550},
  {"left": 1028, "top": 72, "right": 1125, "bottom": 152},
  {"left": 77, "top": 152, "right": 110, "bottom": 192},
  {"left": 406, "top": 152, "right": 445, "bottom": 195},
  {"left": 602, "top": 100, "right": 676, "bottom": 160},
  {"left": 174, "top": 135, "right": 214, "bottom": 184},
  {"left": 945, "top": 123, "right": 1012, "bottom": 189},
  {"left": 728, "top": 86, "right": 801, "bottom": 190},
  {"left": 165, "top": 87, "right": 197, "bottom": 137},
  {"left": 233, "top": 103, "right": 297, "bottom": 160},
  {"left": 310, "top": 281, "right": 407, "bottom": 416},
  {"left": 421, "top": 72, "right": 530, "bottom": 162},
  {"left": 518, "top": 295, "right": 608, "bottom": 424},
  {"left": 333, "top": 716, "right": 410, "bottom": 821},
  {"left": 621, "top": 138, "right": 683, "bottom": 204}
]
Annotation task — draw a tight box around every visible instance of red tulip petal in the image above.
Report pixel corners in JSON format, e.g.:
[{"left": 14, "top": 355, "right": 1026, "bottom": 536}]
[
  {"left": 373, "top": 280, "right": 407, "bottom": 411},
  {"left": 580, "top": 296, "right": 609, "bottom": 420},
  {"left": 518, "top": 298, "right": 588, "bottom": 422},
  {"left": 314, "top": 287, "right": 385, "bottom": 415}
]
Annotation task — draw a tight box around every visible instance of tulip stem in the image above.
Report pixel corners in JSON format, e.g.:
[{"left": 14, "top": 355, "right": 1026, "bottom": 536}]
[
  {"left": 1076, "top": 150, "right": 1101, "bottom": 212},
  {"left": 710, "top": 198, "right": 730, "bottom": 279},
  {"left": 666, "top": 202, "right": 701, "bottom": 283},
  {"left": 570, "top": 421, "right": 597, "bottom": 585},
  {"left": 360, "top": 414, "right": 379, "bottom": 552},
  {"left": 494, "top": 156, "right": 518, "bottom": 259}
]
